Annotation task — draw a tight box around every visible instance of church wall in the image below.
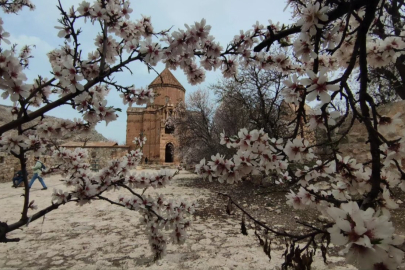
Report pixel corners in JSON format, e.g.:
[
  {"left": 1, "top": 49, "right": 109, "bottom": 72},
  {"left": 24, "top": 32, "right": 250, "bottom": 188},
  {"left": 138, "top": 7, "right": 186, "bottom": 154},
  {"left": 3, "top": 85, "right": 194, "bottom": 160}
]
[
  {"left": 127, "top": 106, "right": 182, "bottom": 165},
  {"left": 126, "top": 69, "right": 185, "bottom": 165},
  {"left": 152, "top": 86, "right": 185, "bottom": 106},
  {"left": 141, "top": 109, "right": 161, "bottom": 163},
  {"left": 126, "top": 108, "right": 144, "bottom": 150},
  {"left": 159, "top": 129, "right": 180, "bottom": 164}
]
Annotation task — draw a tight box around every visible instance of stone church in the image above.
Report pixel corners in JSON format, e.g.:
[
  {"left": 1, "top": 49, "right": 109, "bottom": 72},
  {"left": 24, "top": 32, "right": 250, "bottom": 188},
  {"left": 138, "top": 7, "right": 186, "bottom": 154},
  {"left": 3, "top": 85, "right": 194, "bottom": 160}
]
[{"left": 126, "top": 68, "right": 185, "bottom": 164}]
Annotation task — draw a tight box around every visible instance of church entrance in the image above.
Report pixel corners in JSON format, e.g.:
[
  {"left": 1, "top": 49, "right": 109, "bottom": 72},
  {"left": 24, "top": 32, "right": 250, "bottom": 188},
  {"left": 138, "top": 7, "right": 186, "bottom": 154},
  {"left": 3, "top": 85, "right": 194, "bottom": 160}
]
[{"left": 165, "top": 143, "right": 174, "bottom": 163}]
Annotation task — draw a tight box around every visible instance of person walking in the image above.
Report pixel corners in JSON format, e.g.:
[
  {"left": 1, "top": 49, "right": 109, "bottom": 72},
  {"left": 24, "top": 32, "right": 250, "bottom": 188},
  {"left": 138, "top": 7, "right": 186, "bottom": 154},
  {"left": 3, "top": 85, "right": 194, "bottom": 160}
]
[{"left": 28, "top": 156, "right": 47, "bottom": 190}]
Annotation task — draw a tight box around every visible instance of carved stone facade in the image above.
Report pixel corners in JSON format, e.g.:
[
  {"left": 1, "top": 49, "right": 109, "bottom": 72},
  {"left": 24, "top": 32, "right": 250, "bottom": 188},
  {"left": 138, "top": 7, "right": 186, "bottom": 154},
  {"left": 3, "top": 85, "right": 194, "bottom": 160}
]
[{"left": 126, "top": 69, "right": 185, "bottom": 164}]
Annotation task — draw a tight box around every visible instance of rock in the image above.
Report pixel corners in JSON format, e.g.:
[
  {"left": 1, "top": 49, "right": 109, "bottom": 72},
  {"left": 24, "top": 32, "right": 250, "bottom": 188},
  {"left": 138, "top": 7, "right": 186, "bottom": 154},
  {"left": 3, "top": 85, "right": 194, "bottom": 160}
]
[
  {"left": 275, "top": 209, "right": 281, "bottom": 214},
  {"left": 397, "top": 199, "right": 403, "bottom": 204},
  {"left": 199, "top": 238, "right": 212, "bottom": 245},
  {"left": 51, "top": 260, "right": 64, "bottom": 265},
  {"left": 294, "top": 216, "right": 300, "bottom": 220},
  {"left": 6, "top": 260, "right": 22, "bottom": 266},
  {"left": 75, "top": 225, "right": 93, "bottom": 231}
]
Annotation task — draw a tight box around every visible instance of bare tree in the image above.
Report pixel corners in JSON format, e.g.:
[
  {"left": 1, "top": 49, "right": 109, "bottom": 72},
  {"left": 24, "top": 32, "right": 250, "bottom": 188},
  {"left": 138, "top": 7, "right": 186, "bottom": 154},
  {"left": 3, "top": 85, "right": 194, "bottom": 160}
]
[
  {"left": 175, "top": 89, "right": 223, "bottom": 164},
  {"left": 212, "top": 67, "right": 290, "bottom": 138}
]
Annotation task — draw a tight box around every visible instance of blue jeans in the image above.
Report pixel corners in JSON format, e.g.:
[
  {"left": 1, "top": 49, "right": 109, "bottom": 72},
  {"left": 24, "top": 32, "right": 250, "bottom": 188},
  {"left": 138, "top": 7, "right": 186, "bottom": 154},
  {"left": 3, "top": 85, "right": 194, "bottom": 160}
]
[{"left": 29, "top": 173, "right": 47, "bottom": 188}]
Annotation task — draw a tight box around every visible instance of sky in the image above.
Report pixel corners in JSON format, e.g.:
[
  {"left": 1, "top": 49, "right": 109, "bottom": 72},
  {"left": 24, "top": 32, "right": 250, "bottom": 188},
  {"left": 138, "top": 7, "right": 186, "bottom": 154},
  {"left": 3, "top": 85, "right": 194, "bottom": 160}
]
[{"left": 0, "top": 0, "right": 292, "bottom": 144}]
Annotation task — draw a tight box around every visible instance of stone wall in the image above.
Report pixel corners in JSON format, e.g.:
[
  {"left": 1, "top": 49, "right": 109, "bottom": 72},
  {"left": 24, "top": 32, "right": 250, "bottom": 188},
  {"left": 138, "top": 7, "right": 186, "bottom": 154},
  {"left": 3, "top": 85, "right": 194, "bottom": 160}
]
[
  {"left": 126, "top": 107, "right": 162, "bottom": 161},
  {"left": 0, "top": 153, "right": 60, "bottom": 184},
  {"left": 0, "top": 103, "right": 108, "bottom": 184},
  {"left": 0, "top": 153, "right": 26, "bottom": 184},
  {"left": 86, "top": 146, "right": 129, "bottom": 170},
  {"left": 338, "top": 100, "right": 405, "bottom": 163},
  {"left": 0, "top": 146, "right": 129, "bottom": 184}
]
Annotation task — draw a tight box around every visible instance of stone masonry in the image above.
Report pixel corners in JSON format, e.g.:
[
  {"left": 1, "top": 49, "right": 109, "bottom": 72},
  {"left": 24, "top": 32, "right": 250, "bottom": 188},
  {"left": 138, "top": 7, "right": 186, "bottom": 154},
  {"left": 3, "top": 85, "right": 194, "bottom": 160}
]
[
  {"left": 338, "top": 100, "right": 405, "bottom": 164},
  {"left": 0, "top": 153, "right": 59, "bottom": 184},
  {"left": 126, "top": 68, "right": 184, "bottom": 165},
  {"left": 61, "top": 141, "right": 129, "bottom": 171}
]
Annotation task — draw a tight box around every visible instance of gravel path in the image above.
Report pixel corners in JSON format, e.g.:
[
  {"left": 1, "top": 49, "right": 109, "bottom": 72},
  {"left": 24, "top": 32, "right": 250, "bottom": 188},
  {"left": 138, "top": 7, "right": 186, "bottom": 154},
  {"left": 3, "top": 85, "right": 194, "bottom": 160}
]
[{"left": 0, "top": 170, "right": 355, "bottom": 270}]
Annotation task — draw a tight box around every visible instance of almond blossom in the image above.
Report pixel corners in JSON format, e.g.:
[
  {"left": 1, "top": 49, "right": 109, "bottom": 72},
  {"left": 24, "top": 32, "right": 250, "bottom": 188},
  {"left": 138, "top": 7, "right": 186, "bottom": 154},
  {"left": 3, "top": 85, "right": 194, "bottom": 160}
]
[
  {"left": 308, "top": 108, "right": 340, "bottom": 130},
  {"left": 281, "top": 74, "right": 304, "bottom": 105},
  {"left": 301, "top": 69, "right": 340, "bottom": 104},
  {"left": 284, "top": 138, "right": 307, "bottom": 161},
  {"left": 327, "top": 202, "right": 404, "bottom": 270},
  {"left": 296, "top": 2, "right": 329, "bottom": 36},
  {"left": 378, "top": 113, "right": 403, "bottom": 134}
]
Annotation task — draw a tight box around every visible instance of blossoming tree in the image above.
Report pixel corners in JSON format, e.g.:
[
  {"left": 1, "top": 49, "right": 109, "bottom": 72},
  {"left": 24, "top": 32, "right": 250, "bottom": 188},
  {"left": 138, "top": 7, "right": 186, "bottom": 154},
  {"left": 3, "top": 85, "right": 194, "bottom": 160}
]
[
  {"left": 1, "top": 0, "right": 405, "bottom": 269},
  {"left": 193, "top": 0, "right": 405, "bottom": 269},
  {"left": 0, "top": 0, "right": 197, "bottom": 260}
]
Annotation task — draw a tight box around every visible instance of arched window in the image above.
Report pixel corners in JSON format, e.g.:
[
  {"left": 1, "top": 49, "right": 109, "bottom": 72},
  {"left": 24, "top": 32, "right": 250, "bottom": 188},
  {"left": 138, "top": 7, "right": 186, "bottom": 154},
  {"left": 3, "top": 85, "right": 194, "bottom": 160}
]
[
  {"left": 165, "top": 124, "right": 174, "bottom": 134},
  {"left": 165, "top": 118, "right": 175, "bottom": 134},
  {"left": 165, "top": 143, "right": 174, "bottom": 163}
]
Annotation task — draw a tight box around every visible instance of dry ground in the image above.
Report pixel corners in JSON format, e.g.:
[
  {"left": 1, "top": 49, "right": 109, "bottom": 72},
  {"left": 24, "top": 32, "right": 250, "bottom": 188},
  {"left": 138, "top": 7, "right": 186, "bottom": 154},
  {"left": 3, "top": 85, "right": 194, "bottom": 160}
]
[{"left": 0, "top": 169, "right": 402, "bottom": 269}]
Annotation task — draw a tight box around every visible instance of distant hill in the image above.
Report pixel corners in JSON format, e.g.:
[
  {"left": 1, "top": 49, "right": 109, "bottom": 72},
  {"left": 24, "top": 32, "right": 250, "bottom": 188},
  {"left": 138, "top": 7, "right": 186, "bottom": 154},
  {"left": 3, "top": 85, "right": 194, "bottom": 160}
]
[{"left": 0, "top": 104, "right": 107, "bottom": 144}]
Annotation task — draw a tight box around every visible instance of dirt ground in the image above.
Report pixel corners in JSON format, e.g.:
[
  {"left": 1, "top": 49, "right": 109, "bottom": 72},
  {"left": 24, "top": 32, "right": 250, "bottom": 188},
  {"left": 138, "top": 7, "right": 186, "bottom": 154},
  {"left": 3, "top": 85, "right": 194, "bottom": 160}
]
[
  {"left": 188, "top": 174, "right": 405, "bottom": 235},
  {"left": 0, "top": 169, "right": 402, "bottom": 269}
]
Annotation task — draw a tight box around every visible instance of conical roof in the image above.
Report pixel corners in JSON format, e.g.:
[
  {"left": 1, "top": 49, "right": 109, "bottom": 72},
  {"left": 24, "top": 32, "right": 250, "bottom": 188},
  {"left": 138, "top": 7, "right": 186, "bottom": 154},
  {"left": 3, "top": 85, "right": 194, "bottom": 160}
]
[{"left": 149, "top": 68, "right": 185, "bottom": 92}]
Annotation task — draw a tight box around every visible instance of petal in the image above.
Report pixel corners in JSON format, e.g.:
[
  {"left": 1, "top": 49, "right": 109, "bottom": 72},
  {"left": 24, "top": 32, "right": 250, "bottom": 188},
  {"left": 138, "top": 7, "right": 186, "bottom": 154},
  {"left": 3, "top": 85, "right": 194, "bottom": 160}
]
[
  {"left": 319, "top": 14, "right": 328, "bottom": 22},
  {"left": 306, "top": 70, "right": 316, "bottom": 79},
  {"left": 330, "top": 111, "right": 340, "bottom": 118},
  {"left": 307, "top": 85, "right": 317, "bottom": 91},
  {"left": 327, "top": 84, "right": 340, "bottom": 91},
  {"left": 318, "top": 74, "right": 326, "bottom": 84},
  {"left": 336, "top": 219, "right": 351, "bottom": 232},
  {"left": 328, "top": 118, "right": 336, "bottom": 126},
  {"left": 283, "top": 79, "right": 292, "bottom": 87},
  {"left": 319, "top": 91, "right": 331, "bottom": 103},
  {"left": 306, "top": 91, "right": 317, "bottom": 101},
  {"left": 300, "top": 78, "right": 312, "bottom": 85}
]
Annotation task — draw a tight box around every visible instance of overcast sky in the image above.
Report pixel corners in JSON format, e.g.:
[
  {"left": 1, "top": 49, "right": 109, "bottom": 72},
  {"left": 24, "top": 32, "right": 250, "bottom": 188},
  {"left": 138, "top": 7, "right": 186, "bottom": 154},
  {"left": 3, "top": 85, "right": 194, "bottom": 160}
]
[{"left": 0, "top": 0, "right": 291, "bottom": 144}]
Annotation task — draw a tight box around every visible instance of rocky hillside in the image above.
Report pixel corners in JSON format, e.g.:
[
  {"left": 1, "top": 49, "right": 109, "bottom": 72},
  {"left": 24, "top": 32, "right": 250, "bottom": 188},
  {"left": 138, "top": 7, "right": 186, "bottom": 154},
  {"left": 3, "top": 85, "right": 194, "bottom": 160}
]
[{"left": 0, "top": 104, "right": 107, "bottom": 143}]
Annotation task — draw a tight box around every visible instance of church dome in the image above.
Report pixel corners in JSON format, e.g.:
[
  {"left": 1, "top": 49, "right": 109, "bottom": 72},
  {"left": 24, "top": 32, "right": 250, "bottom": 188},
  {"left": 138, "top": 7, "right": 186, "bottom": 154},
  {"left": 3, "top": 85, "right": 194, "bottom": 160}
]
[{"left": 149, "top": 68, "right": 185, "bottom": 106}]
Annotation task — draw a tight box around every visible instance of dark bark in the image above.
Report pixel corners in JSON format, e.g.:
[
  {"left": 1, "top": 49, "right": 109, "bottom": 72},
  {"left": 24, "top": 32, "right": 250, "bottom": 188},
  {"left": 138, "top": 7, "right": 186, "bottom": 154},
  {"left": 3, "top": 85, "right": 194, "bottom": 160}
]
[
  {"left": 357, "top": 0, "right": 382, "bottom": 207},
  {"left": 254, "top": 0, "right": 370, "bottom": 52}
]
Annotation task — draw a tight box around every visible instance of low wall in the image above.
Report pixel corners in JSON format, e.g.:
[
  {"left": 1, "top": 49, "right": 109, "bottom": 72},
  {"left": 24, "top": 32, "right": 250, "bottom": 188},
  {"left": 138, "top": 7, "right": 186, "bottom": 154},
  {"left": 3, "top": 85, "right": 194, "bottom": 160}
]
[
  {"left": 0, "top": 153, "right": 59, "bottom": 184},
  {"left": 63, "top": 146, "right": 130, "bottom": 171},
  {"left": 0, "top": 146, "right": 129, "bottom": 183}
]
